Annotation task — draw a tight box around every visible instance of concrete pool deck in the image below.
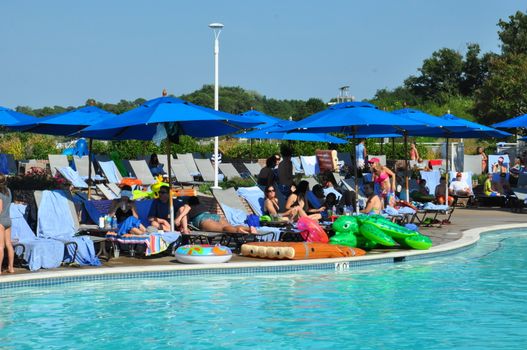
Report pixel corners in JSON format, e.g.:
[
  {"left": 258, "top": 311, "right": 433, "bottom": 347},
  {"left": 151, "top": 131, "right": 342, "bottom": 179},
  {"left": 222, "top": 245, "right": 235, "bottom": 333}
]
[{"left": 1, "top": 207, "right": 526, "bottom": 286}]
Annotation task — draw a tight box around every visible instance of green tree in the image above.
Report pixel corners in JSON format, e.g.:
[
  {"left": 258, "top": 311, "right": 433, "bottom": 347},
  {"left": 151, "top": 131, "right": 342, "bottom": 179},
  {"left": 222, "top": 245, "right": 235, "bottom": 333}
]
[
  {"left": 474, "top": 53, "right": 527, "bottom": 124},
  {"left": 498, "top": 10, "right": 527, "bottom": 55}
]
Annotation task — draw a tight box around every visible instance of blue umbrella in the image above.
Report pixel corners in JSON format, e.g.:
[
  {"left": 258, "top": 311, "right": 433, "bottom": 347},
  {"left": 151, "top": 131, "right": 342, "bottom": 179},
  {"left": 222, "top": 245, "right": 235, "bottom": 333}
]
[
  {"left": 240, "top": 110, "right": 285, "bottom": 128},
  {"left": 78, "top": 96, "right": 261, "bottom": 230},
  {"left": 439, "top": 113, "right": 510, "bottom": 138},
  {"left": 235, "top": 121, "right": 347, "bottom": 143},
  {"left": 0, "top": 106, "right": 37, "bottom": 127},
  {"left": 79, "top": 96, "right": 260, "bottom": 140},
  {"left": 492, "top": 113, "right": 527, "bottom": 129},
  {"left": 11, "top": 105, "right": 116, "bottom": 135}
]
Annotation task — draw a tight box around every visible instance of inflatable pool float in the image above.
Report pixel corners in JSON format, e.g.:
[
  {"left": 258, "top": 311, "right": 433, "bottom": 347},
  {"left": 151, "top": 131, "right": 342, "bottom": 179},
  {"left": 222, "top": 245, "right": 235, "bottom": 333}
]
[
  {"left": 241, "top": 242, "right": 365, "bottom": 260},
  {"left": 175, "top": 244, "right": 232, "bottom": 264}
]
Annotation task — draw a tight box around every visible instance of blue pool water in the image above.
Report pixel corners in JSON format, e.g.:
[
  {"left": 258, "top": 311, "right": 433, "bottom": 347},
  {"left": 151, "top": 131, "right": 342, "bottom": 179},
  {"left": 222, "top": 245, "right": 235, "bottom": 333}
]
[{"left": 1, "top": 230, "right": 527, "bottom": 349}]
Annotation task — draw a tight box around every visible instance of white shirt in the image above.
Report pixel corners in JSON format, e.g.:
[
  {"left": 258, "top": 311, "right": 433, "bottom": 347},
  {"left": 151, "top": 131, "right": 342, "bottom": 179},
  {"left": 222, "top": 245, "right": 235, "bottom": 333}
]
[{"left": 449, "top": 179, "right": 470, "bottom": 193}]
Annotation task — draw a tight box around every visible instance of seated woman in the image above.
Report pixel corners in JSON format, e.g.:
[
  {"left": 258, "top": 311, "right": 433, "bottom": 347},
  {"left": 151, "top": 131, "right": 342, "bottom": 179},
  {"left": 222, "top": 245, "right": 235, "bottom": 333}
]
[
  {"left": 285, "top": 180, "right": 323, "bottom": 220},
  {"left": 108, "top": 186, "right": 147, "bottom": 235},
  {"left": 411, "top": 179, "right": 435, "bottom": 202},
  {"left": 434, "top": 177, "right": 454, "bottom": 206},
  {"left": 263, "top": 185, "right": 298, "bottom": 220},
  {"left": 483, "top": 173, "right": 501, "bottom": 197},
  {"left": 361, "top": 183, "right": 383, "bottom": 215},
  {"left": 148, "top": 153, "right": 165, "bottom": 176},
  {"left": 175, "top": 196, "right": 256, "bottom": 234}
]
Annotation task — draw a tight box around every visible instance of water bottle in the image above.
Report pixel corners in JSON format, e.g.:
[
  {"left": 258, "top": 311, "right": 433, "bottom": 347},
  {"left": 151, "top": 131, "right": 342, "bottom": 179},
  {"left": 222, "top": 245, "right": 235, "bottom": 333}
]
[
  {"left": 104, "top": 215, "right": 111, "bottom": 230},
  {"left": 332, "top": 205, "right": 337, "bottom": 216},
  {"left": 111, "top": 215, "right": 118, "bottom": 230},
  {"left": 98, "top": 216, "right": 105, "bottom": 229}
]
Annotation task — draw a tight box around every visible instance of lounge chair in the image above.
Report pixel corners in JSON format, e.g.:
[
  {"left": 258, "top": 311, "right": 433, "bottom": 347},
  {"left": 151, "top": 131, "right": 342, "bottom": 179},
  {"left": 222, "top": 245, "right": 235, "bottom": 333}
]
[
  {"left": 57, "top": 166, "right": 89, "bottom": 189},
  {"left": 219, "top": 163, "right": 242, "bottom": 180},
  {"left": 95, "top": 183, "right": 118, "bottom": 200},
  {"left": 10, "top": 203, "right": 64, "bottom": 271},
  {"left": 300, "top": 155, "right": 319, "bottom": 176},
  {"left": 194, "top": 158, "right": 216, "bottom": 182},
  {"left": 236, "top": 186, "right": 265, "bottom": 216},
  {"left": 337, "top": 152, "right": 352, "bottom": 167},
  {"left": 73, "top": 156, "right": 104, "bottom": 181},
  {"left": 48, "top": 154, "right": 70, "bottom": 177},
  {"left": 243, "top": 162, "right": 262, "bottom": 177},
  {"left": 128, "top": 160, "right": 156, "bottom": 185},
  {"left": 170, "top": 158, "right": 203, "bottom": 187},
  {"left": 177, "top": 153, "right": 201, "bottom": 177},
  {"left": 211, "top": 188, "right": 278, "bottom": 244},
  {"left": 98, "top": 160, "right": 123, "bottom": 184},
  {"left": 34, "top": 190, "right": 101, "bottom": 266}
]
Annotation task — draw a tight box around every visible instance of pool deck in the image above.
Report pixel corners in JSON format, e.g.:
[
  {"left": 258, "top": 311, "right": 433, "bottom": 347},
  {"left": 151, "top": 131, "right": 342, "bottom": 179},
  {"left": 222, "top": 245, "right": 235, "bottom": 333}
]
[{"left": 1, "top": 207, "right": 526, "bottom": 285}]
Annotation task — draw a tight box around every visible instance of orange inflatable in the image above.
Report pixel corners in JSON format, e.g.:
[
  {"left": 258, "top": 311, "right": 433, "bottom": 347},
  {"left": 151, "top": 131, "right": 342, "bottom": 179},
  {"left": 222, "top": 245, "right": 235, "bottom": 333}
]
[
  {"left": 296, "top": 216, "right": 329, "bottom": 243},
  {"left": 241, "top": 242, "right": 366, "bottom": 260}
]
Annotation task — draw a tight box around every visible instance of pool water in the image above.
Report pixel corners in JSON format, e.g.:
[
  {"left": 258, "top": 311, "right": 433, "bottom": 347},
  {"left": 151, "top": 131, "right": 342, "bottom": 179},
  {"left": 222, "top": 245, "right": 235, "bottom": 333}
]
[{"left": 1, "top": 230, "right": 527, "bottom": 349}]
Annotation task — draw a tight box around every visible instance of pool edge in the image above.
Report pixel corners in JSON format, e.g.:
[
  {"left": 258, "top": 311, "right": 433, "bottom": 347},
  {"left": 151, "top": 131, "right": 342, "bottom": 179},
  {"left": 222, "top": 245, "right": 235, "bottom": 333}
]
[{"left": 1, "top": 223, "right": 526, "bottom": 289}]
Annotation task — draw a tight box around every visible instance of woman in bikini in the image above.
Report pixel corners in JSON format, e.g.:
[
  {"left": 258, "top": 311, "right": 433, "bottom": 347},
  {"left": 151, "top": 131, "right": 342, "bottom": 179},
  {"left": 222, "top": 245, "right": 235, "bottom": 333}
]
[
  {"left": 263, "top": 185, "right": 298, "bottom": 220},
  {"left": 285, "top": 180, "right": 322, "bottom": 220},
  {"left": 370, "top": 158, "right": 396, "bottom": 207}
]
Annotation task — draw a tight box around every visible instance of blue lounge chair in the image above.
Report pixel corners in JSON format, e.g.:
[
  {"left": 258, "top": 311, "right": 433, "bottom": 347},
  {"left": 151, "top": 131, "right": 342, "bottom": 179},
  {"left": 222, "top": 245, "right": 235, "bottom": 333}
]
[{"left": 10, "top": 203, "right": 64, "bottom": 271}]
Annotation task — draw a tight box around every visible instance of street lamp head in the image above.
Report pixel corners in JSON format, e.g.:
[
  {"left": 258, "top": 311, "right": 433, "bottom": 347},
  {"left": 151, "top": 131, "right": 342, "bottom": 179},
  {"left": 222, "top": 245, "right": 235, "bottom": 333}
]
[{"left": 209, "top": 23, "right": 224, "bottom": 29}]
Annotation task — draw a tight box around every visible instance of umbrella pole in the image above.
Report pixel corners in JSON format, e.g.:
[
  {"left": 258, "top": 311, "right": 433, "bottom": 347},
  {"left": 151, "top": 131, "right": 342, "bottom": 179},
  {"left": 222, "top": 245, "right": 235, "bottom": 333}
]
[
  {"left": 445, "top": 138, "right": 449, "bottom": 204},
  {"left": 250, "top": 138, "right": 253, "bottom": 162},
  {"left": 352, "top": 130, "right": 359, "bottom": 214},
  {"left": 87, "top": 138, "right": 93, "bottom": 200},
  {"left": 391, "top": 137, "right": 395, "bottom": 161},
  {"left": 380, "top": 137, "right": 384, "bottom": 154},
  {"left": 404, "top": 133, "right": 409, "bottom": 202},
  {"left": 167, "top": 139, "right": 175, "bottom": 232}
]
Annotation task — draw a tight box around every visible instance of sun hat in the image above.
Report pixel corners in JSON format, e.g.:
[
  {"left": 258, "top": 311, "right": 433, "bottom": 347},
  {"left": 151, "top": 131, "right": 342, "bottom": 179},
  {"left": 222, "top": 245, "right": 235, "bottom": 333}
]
[{"left": 368, "top": 157, "right": 380, "bottom": 164}]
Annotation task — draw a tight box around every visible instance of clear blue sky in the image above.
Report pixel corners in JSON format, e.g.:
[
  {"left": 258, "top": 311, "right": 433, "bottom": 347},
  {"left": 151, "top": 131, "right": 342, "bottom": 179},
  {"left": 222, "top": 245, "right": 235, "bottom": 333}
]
[{"left": 0, "top": 0, "right": 524, "bottom": 108}]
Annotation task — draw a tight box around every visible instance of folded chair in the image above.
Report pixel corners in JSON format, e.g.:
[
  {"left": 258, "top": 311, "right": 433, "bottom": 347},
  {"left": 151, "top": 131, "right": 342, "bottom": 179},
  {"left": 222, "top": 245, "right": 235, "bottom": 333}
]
[
  {"left": 34, "top": 190, "right": 102, "bottom": 266},
  {"left": 10, "top": 203, "right": 64, "bottom": 271},
  {"left": 48, "top": 155, "right": 70, "bottom": 177}
]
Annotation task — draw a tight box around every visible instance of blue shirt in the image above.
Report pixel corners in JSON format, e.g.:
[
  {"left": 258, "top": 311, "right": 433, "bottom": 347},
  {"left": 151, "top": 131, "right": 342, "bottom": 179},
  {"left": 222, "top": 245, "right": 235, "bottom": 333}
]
[{"left": 356, "top": 143, "right": 365, "bottom": 162}]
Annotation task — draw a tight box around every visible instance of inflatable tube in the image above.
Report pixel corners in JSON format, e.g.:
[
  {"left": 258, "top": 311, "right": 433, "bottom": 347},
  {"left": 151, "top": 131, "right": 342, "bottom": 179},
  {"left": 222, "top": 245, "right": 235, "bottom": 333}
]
[
  {"left": 403, "top": 234, "right": 432, "bottom": 250},
  {"left": 297, "top": 217, "right": 329, "bottom": 243},
  {"left": 359, "top": 222, "right": 396, "bottom": 246},
  {"left": 366, "top": 217, "right": 419, "bottom": 239},
  {"left": 241, "top": 242, "right": 365, "bottom": 260},
  {"left": 175, "top": 244, "right": 232, "bottom": 264}
]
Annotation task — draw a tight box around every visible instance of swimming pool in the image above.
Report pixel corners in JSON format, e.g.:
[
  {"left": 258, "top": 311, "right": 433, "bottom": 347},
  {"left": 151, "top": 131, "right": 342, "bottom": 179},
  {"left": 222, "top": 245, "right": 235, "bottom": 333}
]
[{"left": 1, "top": 229, "right": 526, "bottom": 349}]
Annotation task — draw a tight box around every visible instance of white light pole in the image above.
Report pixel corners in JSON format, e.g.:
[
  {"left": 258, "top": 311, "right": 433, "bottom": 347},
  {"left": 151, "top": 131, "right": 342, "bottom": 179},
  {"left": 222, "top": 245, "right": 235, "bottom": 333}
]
[{"left": 209, "top": 22, "right": 223, "bottom": 189}]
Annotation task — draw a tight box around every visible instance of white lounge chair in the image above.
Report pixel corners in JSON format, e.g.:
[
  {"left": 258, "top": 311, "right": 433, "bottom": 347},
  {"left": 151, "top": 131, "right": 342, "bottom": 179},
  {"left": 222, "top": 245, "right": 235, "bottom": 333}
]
[
  {"left": 194, "top": 158, "right": 216, "bottom": 182},
  {"left": 177, "top": 153, "right": 201, "bottom": 177},
  {"left": 48, "top": 154, "right": 70, "bottom": 177},
  {"left": 219, "top": 163, "right": 242, "bottom": 180},
  {"left": 128, "top": 160, "right": 156, "bottom": 185}
]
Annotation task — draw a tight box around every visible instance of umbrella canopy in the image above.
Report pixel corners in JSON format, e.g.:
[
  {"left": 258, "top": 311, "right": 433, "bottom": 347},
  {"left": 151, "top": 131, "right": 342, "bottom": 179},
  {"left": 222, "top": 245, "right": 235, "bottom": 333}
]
[
  {"left": 240, "top": 110, "right": 285, "bottom": 128},
  {"left": 391, "top": 109, "right": 468, "bottom": 136},
  {"left": 11, "top": 106, "right": 116, "bottom": 136},
  {"left": 492, "top": 113, "right": 527, "bottom": 129},
  {"left": 0, "top": 106, "right": 37, "bottom": 127},
  {"left": 438, "top": 113, "right": 511, "bottom": 138},
  {"left": 235, "top": 121, "right": 347, "bottom": 144},
  {"left": 78, "top": 96, "right": 261, "bottom": 140},
  {"left": 347, "top": 133, "right": 402, "bottom": 139},
  {"left": 274, "top": 102, "right": 424, "bottom": 135}
]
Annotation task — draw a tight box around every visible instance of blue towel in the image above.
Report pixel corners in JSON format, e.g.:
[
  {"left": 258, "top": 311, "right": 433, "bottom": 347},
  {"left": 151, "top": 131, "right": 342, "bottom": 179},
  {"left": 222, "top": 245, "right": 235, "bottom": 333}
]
[
  {"left": 423, "top": 202, "right": 449, "bottom": 210},
  {"left": 10, "top": 204, "right": 64, "bottom": 271},
  {"left": 37, "top": 190, "right": 101, "bottom": 266},
  {"left": 58, "top": 167, "right": 89, "bottom": 188},
  {"left": 236, "top": 186, "right": 265, "bottom": 216},
  {"left": 255, "top": 227, "right": 281, "bottom": 241},
  {"left": 0, "top": 154, "right": 9, "bottom": 175},
  {"left": 99, "top": 161, "right": 121, "bottom": 183},
  {"left": 307, "top": 191, "right": 322, "bottom": 209},
  {"left": 117, "top": 216, "right": 143, "bottom": 235},
  {"left": 420, "top": 170, "right": 441, "bottom": 195},
  {"left": 221, "top": 204, "right": 247, "bottom": 226}
]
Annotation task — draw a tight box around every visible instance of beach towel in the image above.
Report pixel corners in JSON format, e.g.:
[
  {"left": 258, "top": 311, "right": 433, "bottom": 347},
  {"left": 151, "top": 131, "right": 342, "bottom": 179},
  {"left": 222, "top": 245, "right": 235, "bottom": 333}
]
[
  {"left": 58, "top": 167, "right": 89, "bottom": 188},
  {"left": 423, "top": 203, "right": 449, "bottom": 211},
  {"left": 291, "top": 157, "right": 303, "bottom": 174},
  {"left": 99, "top": 161, "right": 121, "bottom": 183},
  {"left": 236, "top": 186, "right": 265, "bottom": 216},
  {"left": 10, "top": 204, "right": 64, "bottom": 271},
  {"left": 300, "top": 156, "right": 319, "bottom": 176},
  {"left": 255, "top": 227, "right": 281, "bottom": 242},
  {"left": 420, "top": 170, "right": 441, "bottom": 195},
  {"left": 323, "top": 187, "right": 343, "bottom": 201},
  {"left": 221, "top": 204, "right": 247, "bottom": 226},
  {"left": 37, "top": 190, "right": 101, "bottom": 266},
  {"left": 105, "top": 231, "right": 181, "bottom": 256}
]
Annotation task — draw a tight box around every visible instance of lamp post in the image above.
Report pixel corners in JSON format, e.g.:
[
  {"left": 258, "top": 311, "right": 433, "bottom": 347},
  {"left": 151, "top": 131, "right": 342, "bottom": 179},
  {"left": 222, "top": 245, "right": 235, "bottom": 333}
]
[{"left": 209, "top": 22, "right": 224, "bottom": 189}]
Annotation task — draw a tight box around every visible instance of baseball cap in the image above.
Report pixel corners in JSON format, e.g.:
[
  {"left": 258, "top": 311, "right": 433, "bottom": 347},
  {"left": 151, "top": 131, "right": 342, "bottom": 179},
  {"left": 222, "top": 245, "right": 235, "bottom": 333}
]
[{"left": 368, "top": 157, "right": 380, "bottom": 164}]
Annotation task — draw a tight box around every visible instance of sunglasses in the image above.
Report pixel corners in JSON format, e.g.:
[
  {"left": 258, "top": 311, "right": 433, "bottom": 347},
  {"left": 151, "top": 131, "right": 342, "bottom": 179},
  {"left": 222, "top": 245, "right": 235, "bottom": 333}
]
[{"left": 266, "top": 189, "right": 275, "bottom": 193}]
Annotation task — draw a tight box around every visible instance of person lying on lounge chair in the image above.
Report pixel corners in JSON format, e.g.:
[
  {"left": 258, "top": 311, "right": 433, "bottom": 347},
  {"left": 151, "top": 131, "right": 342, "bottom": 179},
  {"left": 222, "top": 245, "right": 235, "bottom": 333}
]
[
  {"left": 108, "top": 186, "right": 147, "bottom": 235},
  {"left": 449, "top": 172, "right": 472, "bottom": 197},
  {"left": 175, "top": 196, "right": 257, "bottom": 234}
]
